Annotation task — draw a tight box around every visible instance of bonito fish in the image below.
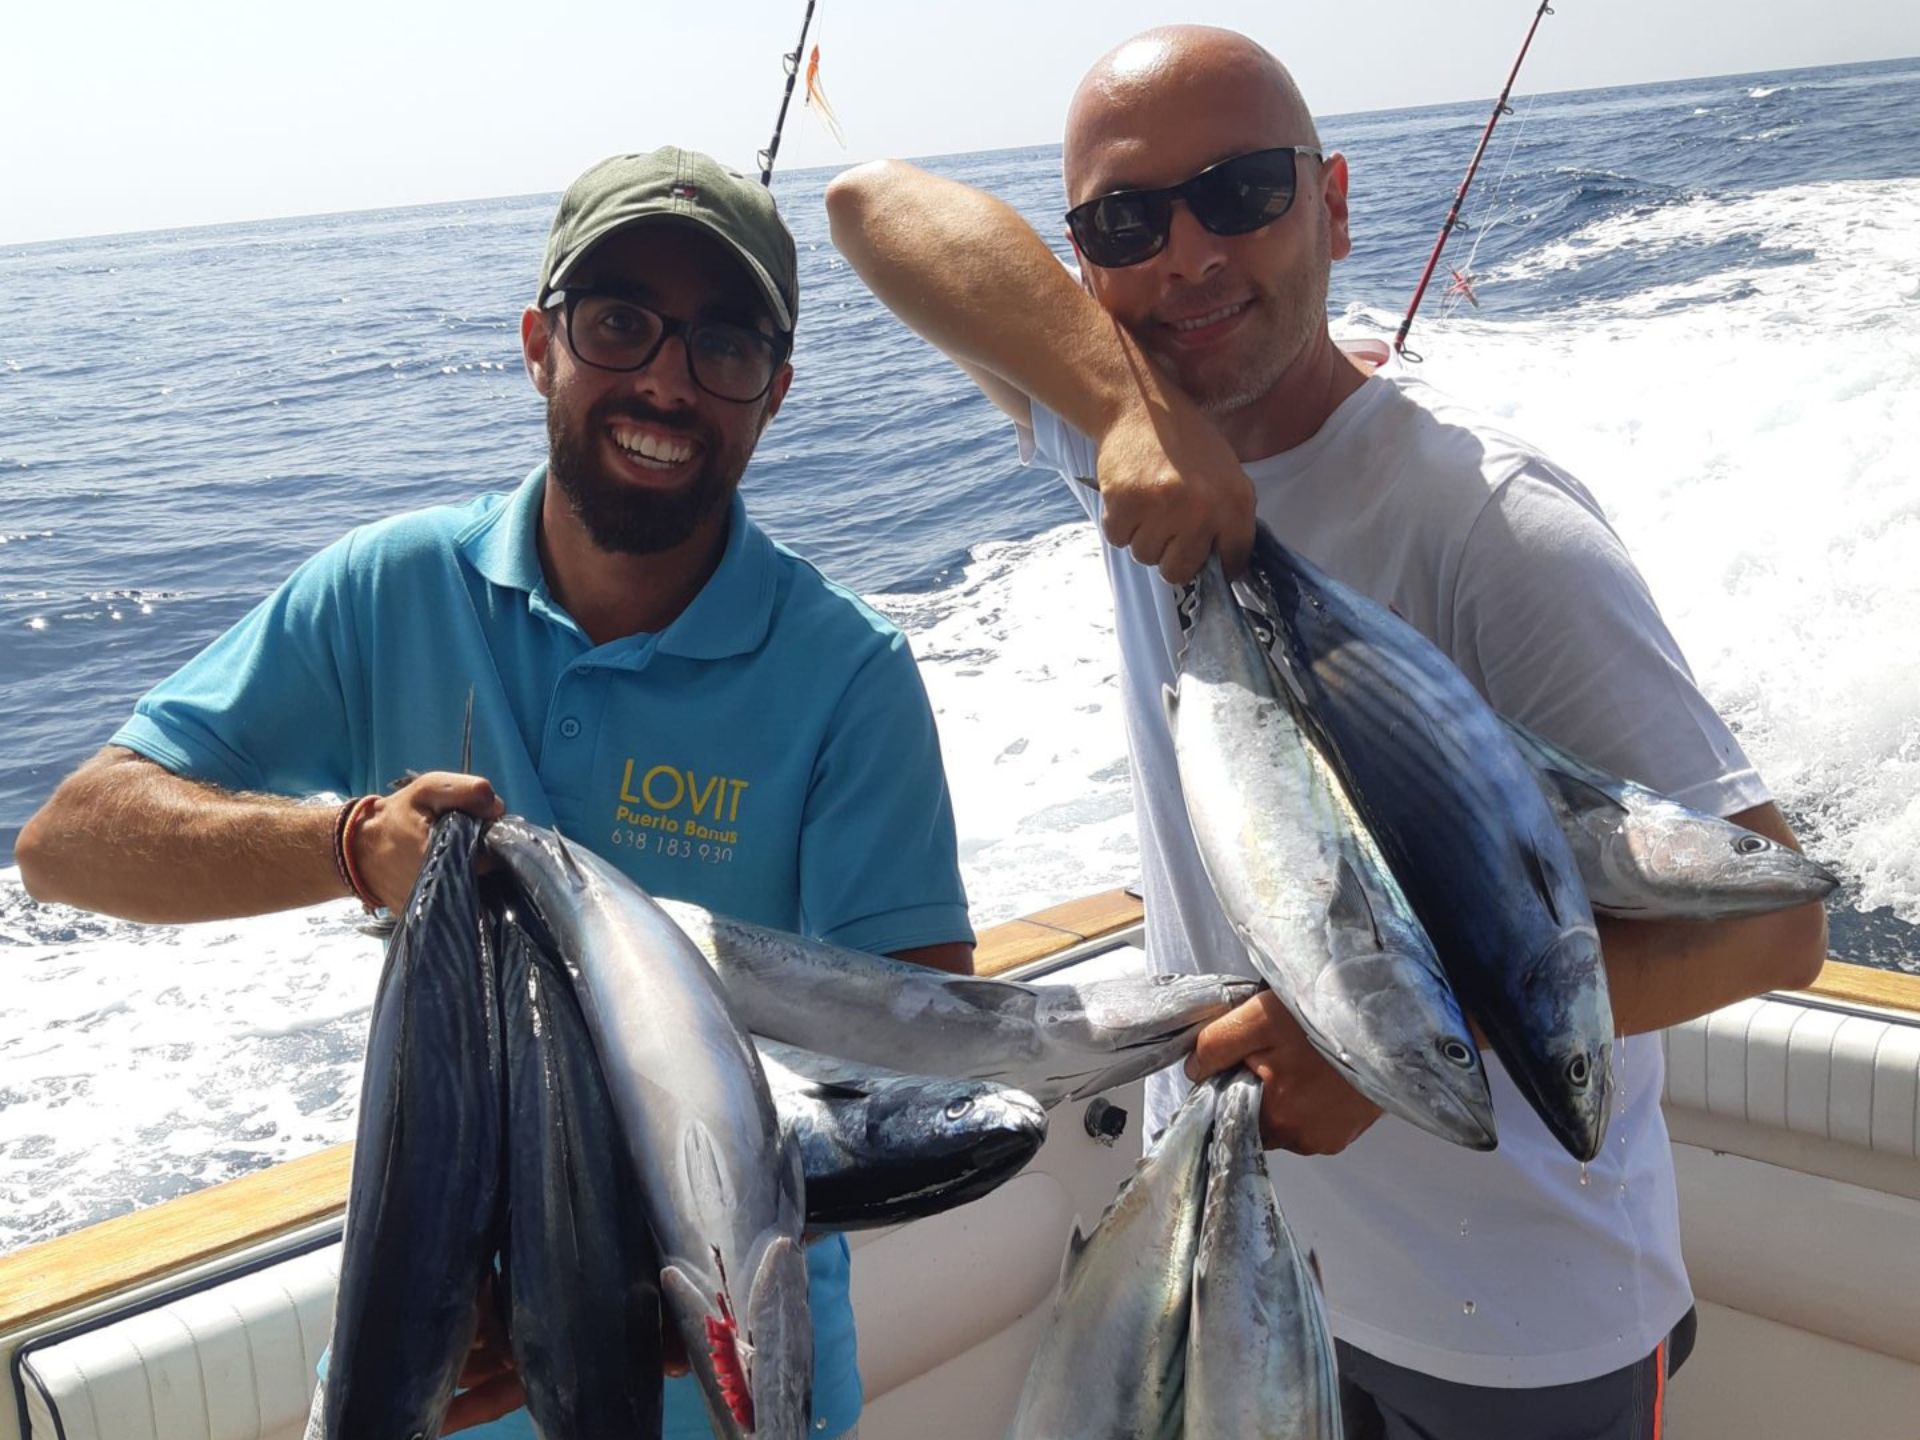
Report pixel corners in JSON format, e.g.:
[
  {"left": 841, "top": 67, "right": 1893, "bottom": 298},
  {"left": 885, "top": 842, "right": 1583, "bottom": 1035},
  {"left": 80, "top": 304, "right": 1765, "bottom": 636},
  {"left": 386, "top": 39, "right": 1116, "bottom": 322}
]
[
  {"left": 309, "top": 812, "right": 503, "bottom": 1440},
  {"left": 660, "top": 899, "right": 1258, "bottom": 1107},
  {"left": 1244, "top": 520, "right": 1613, "bottom": 1162},
  {"left": 1503, "top": 718, "right": 1840, "bottom": 920},
  {"left": 492, "top": 893, "right": 664, "bottom": 1439},
  {"left": 1187, "top": 1071, "right": 1339, "bottom": 1440},
  {"left": 1007, "top": 1081, "right": 1217, "bottom": 1440},
  {"left": 485, "top": 817, "right": 810, "bottom": 1440},
  {"left": 757, "top": 1040, "right": 1048, "bottom": 1229},
  {"left": 1166, "top": 558, "right": 1495, "bottom": 1150}
]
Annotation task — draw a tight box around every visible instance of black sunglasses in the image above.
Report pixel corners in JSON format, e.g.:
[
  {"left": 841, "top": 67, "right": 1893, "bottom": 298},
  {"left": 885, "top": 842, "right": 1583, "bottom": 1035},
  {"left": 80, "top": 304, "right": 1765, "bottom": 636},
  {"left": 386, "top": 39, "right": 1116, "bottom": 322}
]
[
  {"left": 1065, "top": 146, "right": 1324, "bottom": 269},
  {"left": 544, "top": 289, "right": 790, "bottom": 403}
]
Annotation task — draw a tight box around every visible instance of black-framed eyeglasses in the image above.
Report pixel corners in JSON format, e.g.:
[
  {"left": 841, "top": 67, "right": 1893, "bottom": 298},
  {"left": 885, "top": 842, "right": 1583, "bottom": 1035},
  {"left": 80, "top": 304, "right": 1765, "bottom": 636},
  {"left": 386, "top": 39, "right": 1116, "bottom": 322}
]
[
  {"left": 544, "top": 289, "right": 791, "bottom": 403},
  {"left": 1065, "top": 146, "right": 1324, "bottom": 270}
]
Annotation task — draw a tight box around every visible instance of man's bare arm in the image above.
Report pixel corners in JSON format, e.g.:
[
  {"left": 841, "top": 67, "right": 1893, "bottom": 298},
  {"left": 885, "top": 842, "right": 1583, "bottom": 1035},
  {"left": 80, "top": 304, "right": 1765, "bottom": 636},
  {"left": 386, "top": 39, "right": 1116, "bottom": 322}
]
[
  {"left": 825, "top": 160, "right": 1253, "bottom": 582},
  {"left": 17, "top": 746, "right": 501, "bottom": 923}
]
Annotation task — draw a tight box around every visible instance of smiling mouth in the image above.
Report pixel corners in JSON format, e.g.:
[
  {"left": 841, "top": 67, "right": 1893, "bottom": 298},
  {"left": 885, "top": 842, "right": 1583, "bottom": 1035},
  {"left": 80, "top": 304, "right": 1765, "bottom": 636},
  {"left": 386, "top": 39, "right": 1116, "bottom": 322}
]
[
  {"left": 1165, "top": 300, "right": 1251, "bottom": 333},
  {"left": 610, "top": 424, "right": 698, "bottom": 469}
]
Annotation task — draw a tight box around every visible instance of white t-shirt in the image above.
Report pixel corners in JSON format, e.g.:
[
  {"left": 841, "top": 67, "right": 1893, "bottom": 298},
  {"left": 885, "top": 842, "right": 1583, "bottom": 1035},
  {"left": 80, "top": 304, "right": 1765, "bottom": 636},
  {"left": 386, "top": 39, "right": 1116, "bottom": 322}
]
[{"left": 1021, "top": 351, "right": 1769, "bottom": 1388}]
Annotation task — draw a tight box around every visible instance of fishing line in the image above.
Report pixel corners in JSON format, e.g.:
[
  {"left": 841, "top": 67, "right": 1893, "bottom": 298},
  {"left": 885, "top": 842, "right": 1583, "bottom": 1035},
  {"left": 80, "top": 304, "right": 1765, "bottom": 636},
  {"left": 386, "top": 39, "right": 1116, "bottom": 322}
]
[{"left": 1440, "top": 91, "right": 1539, "bottom": 320}]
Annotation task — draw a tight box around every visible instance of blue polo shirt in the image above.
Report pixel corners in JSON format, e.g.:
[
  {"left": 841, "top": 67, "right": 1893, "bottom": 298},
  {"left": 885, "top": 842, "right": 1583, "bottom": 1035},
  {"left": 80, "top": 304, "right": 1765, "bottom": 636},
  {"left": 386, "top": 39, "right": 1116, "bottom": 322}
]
[{"left": 115, "top": 466, "right": 972, "bottom": 1438}]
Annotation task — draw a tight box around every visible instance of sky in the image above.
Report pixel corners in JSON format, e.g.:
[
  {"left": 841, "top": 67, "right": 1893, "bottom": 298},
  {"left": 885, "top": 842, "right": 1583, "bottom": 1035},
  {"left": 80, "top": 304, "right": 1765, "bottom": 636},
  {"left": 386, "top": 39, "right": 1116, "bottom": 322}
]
[{"left": 3, "top": 0, "right": 1916, "bottom": 247}]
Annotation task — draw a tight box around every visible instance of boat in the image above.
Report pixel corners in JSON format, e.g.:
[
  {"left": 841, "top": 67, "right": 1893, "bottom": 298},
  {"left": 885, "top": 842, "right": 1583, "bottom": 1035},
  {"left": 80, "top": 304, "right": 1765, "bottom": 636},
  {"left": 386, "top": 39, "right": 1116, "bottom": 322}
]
[{"left": 2, "top": 885, "right": 1917, "bottom": 1439}]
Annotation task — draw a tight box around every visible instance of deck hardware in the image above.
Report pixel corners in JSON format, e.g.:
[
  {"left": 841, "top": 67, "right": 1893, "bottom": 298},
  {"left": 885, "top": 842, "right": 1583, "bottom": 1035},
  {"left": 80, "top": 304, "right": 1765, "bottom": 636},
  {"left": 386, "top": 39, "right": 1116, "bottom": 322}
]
[{"left": 1083, "top": 1097, "right": 1129, "bottom": 1146}]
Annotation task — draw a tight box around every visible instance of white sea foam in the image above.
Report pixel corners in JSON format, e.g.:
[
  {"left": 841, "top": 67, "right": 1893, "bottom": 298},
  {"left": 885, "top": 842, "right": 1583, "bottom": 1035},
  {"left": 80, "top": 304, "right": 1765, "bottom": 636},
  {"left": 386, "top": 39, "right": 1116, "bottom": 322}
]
[
  {"left": 872, "top": 522, "right": 1135, "bottom": 928},
  {"left": 1367, "top": 176, "right": 1920, "bottom": 925},
  {"left": 0, "top": 888, "right": 381, "bottom": 1250}
]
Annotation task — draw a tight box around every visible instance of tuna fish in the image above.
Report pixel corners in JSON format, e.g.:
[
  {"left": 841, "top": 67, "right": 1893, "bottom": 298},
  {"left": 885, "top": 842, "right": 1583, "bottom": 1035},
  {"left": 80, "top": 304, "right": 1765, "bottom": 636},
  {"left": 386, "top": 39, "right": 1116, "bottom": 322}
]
[
  {"left": 1244, "top": 520, "right": 1613, "bottom": 1162},
  {"left": 1187, "top": 1071, "right": 1339, "bottom": 1440},
  {"left": 757, "top": 1039, "right": 1048, "bottom": 1229},
  {"left": 658, "top": 899, "right": 1258, "bottom": 1108},
  {"left": 492, "top": 891, "right": 664, "bottom": 1439},
  {"left": 1008, "top": 1080, "right": 1218, "bottom": 1440},
  {"left": 1503, "top": 718, "right": 1840, "bottom": 920},
  {"left": 309, "top": 811, "right": 504, "bottom": 1440},
  {"left": 1165, "top": 558, "right": 1496, "bottom": 1150},
  {"left": 485, "top": 817, "right": 810, "bottom": 1440}
]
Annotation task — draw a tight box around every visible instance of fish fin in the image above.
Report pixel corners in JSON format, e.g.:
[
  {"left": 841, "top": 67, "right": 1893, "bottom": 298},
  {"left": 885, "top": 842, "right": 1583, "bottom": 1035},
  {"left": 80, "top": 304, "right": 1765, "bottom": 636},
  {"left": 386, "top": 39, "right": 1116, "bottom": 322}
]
[
  {"left": 802, "top": 1077, "right": 871, "bottom": 1103},
  {"left": 459, "top": 684, "right": 475, "bottom": 773},
  {"left": 1161, "top": 682, "right": 1179, "bottom": 732},
  {"left": 550, "top": 831, "right": 589, "bottom": 884},
  {"left": 1520, "top": 838, "right": 1568, "bottom": 928},
  {"left": 943, "top": 978, "right": 1041, "bottom": 1020},
  {"left": 1327, "top": 857, "right": 1384, "bottom": 952},
  {"left": 681, "top": 1120, "right": 738, "bottom": 1212},
  {"left": 744, "top": 1237, "right": 812, "bottom": 1434},
  {"left": 1058, "top": 1218, "right": 1094, "bottom": 1286},
  {"left": 1544, "top": 768, "right": 1630, "bottom": 819}
]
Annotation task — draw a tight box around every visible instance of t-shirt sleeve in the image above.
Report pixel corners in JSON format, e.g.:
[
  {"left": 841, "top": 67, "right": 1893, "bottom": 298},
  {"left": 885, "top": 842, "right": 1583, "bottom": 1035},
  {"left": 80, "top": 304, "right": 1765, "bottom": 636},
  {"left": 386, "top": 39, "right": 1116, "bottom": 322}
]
[
  {"left": 110, "top": 534, "right": 364, "bottom": 798},
  {"left": 1019, "top": 400, "right": 1103, "bottom": 525},
  {"left": 797, "top": 632, "right": 975, "bottom": 956},
  {"left": 1451, "top": 468, "right": 1767, "bottom": 819}
]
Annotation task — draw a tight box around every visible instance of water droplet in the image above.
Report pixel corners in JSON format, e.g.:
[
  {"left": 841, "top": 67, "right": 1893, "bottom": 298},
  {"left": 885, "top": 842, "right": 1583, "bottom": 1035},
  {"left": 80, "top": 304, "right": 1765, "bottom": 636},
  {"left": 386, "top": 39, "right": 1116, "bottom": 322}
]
[
  {"left": 1578, "top": 1163, "right": 1590, "bottom": 1186},
  {"left": 1462, "top": 1300, "right": 1477, "bottom": 1316},
  {"left": 1618, "top": 1181, "right": 1628, "bottom": 1193},
  {"left": 815, "top": 1419, "right": 829, "bottom": 1432},
  {"left": 1617, "top": 1283, "right": 1625, "bottom": 1294},
  {"left": 1459, "top": 1221, "right": 1470, "bottom": 1237}
]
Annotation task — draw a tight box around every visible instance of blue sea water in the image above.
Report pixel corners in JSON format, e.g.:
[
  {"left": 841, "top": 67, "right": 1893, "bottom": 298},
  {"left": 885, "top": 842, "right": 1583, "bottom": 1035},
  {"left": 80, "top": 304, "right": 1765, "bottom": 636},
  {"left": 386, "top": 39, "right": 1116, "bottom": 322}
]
[{"left": 1, "top": 57, "right": 1917, "bottom": 1249}]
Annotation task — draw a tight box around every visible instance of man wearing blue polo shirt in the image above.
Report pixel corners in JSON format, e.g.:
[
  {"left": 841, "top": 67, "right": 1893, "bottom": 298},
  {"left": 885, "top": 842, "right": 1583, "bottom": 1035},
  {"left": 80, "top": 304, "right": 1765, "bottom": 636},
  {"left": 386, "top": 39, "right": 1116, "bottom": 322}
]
[{"left": 17, "top": 147, "right": 974, "bottom": 1439}]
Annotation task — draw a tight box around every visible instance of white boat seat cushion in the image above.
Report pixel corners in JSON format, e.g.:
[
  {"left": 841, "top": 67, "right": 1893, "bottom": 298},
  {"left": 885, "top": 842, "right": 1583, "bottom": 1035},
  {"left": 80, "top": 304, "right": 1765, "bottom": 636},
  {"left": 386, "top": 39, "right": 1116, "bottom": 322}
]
[
  {"left": 1662, "top": 995, "right": 1920, "bottom": 1157},
  {"left": 21, "top": 1244, "right": 338, "bottom": 1440}
]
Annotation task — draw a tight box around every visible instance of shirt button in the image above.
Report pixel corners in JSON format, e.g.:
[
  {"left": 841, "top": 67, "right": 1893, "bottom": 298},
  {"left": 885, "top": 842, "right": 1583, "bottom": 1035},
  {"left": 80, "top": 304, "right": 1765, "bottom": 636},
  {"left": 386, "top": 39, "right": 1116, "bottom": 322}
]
[{"left": 559, "top": 716, "right": 582, "bottom": 739}]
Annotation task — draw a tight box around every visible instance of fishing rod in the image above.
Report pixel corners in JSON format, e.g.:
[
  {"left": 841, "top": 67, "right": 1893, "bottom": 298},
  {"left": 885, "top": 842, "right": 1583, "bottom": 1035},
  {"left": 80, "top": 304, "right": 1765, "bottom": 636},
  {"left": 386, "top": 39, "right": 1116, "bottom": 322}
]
[
  {"left": 757, "top": 0, "right": 820, "bottom": 186},
  {"left": 1393, "top": 0, "right": 1556, "bottom": 359}
]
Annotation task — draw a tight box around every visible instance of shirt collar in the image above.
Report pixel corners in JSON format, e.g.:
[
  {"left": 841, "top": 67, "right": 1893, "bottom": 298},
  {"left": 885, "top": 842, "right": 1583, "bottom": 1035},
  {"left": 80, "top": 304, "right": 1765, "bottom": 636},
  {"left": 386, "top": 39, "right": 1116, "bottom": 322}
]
[{"left": 456, "top": 464, "right": 777, "bottom": 661}]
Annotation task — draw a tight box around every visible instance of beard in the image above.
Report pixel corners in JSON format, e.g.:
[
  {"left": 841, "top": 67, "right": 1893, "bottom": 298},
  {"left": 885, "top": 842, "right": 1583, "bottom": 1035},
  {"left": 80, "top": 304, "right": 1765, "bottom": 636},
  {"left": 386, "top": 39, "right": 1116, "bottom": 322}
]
[{"left": 545, "top": 396, "right": 739, "bottom": 556}]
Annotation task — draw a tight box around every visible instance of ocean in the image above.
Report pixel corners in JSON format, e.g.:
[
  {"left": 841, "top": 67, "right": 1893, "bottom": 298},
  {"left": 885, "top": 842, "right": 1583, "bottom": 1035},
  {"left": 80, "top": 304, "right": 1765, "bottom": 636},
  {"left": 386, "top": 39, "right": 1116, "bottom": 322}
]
[{"left": 1, "top": 57, "right": 1916, "bottom": 1252}]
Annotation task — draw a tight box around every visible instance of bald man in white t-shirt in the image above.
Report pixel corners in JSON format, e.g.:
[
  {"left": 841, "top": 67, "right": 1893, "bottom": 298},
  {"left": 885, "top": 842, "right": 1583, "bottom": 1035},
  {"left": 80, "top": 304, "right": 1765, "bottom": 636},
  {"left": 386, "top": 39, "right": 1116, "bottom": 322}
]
[{"left": 825, "top": 24, "right": 1830, "bottom": 1440}]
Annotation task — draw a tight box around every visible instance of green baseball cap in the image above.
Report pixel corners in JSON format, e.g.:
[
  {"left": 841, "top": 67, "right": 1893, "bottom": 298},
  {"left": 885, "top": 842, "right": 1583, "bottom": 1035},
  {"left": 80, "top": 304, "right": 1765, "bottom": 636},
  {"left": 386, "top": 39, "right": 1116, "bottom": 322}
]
[{"left": 537, "top": 147, "right": 798, "bottom": 332}]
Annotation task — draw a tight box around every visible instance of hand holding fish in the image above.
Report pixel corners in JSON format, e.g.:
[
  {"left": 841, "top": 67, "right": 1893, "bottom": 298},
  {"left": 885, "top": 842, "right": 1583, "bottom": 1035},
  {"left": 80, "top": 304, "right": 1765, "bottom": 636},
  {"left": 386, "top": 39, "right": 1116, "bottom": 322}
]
[
  {"left": 1186, "top": 990, "right": 1383, "bottom": 1155},
  {"left": 1092, "top": 380, "right": 1255, "bottom": 585},
  {"left": 347, "top": 772, "right": 504, "bottom": 911},
  {"left": 439, "top": 1282, "right": 523, "bottom": 1434}
]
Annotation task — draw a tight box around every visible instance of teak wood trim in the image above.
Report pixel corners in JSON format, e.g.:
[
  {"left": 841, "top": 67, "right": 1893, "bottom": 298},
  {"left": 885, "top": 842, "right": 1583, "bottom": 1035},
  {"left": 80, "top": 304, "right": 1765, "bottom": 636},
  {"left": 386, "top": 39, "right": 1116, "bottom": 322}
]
[
  {"left": 3, "top": 890, "right": 1912, "bottom": 1340},
  {"left": 0, "top": 890, "right": 1145, "bottom": 1337},
  {"left": 1800, "top": 957, "right": 1920, "bottom": 1016}
]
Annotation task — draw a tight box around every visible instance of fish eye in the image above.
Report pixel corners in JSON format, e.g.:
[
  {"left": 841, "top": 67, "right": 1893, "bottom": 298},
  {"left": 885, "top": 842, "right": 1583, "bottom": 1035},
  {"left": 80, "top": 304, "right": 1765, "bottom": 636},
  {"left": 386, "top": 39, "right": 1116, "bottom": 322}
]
[
  {"left": 944, "top": 1097, "right": 974, "bottom": 1120},
  {"left": 1567, "top": 1054, "right": 1591, "bottom": 1089},
  {"left": 1152, "top": 973, "right": 1178, "bottom": 987},
  {"left": 1439, "top": 1039, "right": 1476, "bottom": 1067},
  {"left": 1734, "top": 834, "right": 1771, "bottom": 855}
]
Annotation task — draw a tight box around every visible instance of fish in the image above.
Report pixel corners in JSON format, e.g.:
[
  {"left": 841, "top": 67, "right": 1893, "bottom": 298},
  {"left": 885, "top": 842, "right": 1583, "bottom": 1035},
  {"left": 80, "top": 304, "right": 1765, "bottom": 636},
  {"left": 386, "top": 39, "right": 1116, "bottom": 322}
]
[
  {"left": 1503, "top": 717, "right": 1841, "bottom": 920},
  {"left": 1186, "top": 1071, "right": 1340, "bottom": 1439},
  {"left": 485, "top": 816, "right": 810, "bottom": 1440},
  {"left": 658, "top": 898, "right": 1259, "bottom": 1107},
  {"left": 1243, "top": 519, "right": 1613, "bottom": 1162},
  {"left": 756, "top": 1039, "right": 1048, "bottom": 1230},
  {"left": 309, "top": 811, "right": 504, "bottom": 1440},
  {"left": 1008, "top": 1078, "right": 1218, "bottom": 1440},
  {"left": 1164, "top": 557, "right": 1496, "bottom": 1150},
  {"left": 491, "top": 887, "right": 664, "bottom": 1439}
]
